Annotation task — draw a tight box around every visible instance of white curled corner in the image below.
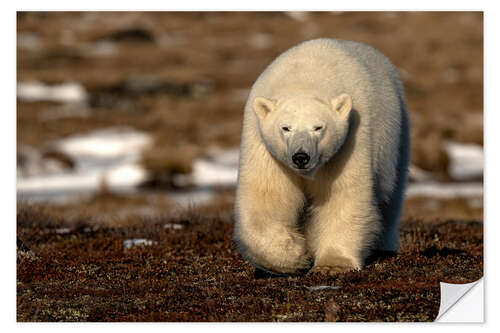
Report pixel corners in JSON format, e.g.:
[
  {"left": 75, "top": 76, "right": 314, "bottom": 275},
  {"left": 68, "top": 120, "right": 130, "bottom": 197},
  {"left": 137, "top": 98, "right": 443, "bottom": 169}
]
[{"left": 436, "top": 278, "right": 483, "bottom": 322}]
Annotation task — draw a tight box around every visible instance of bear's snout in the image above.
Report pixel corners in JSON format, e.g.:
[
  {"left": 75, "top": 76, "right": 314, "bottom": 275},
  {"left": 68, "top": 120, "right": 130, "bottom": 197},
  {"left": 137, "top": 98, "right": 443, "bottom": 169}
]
[{"left": 292, "top": 152, "right": 310, "bottom": 168}]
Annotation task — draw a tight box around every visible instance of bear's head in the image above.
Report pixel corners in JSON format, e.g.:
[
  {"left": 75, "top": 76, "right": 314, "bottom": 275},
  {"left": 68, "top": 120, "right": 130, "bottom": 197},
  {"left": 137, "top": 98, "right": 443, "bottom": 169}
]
[{"left": 253, "top": 94, "right": 352, "bottom": 178}]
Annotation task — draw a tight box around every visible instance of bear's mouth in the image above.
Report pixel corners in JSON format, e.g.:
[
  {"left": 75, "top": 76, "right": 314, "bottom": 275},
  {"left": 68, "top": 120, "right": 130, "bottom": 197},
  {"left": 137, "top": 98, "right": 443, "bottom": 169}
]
[
  {"left": 297, "top": 170, "right": 316, "bottom": 180},
  {"left": 292, "top": 165, "right": 316, "bottom": 179}
]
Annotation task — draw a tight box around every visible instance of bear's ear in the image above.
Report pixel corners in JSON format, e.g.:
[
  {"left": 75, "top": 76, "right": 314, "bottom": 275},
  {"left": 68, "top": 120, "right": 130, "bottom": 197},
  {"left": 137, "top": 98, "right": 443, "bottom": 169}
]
[
  {"left": 330, "top": 93, "right": 352, "bottom": 119},
  {"left": 253, "top": 97, "right": 276, "bottom": 120}
]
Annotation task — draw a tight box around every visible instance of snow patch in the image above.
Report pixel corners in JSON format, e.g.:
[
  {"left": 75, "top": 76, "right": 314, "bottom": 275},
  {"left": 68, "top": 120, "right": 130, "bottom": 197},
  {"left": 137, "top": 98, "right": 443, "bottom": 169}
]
[
  {"left": 40, "top": 227, "right": 73, "bottom": 235},
  {"left": 17, "top": 81, "right": 88, "bottom": 104},
  {"left": 191, "top": 148, "right": 239, "bottom": 187},
  {"left": 17, "top": 127, "right": 152, "bottom": 203},
  {"left": 164, "top": 223, "right": 184, "bottom": 230},
  {"left": 56, "top": 128, "right": 150, "bottom": 158},
  {"left": 123, "top": 239, "right": 156, "bottom": 249},
  {"left": 165, "top": 148, "right": 240, "bottom": 207},
  {"left": 55, "top": 227, "right": 72, "bottom": 234},
  {"left": 444, "top": 141, "right": 483, "bottom": 181},
  {"left": 406, "top": 182, "right": 483, "bottom": 199}
]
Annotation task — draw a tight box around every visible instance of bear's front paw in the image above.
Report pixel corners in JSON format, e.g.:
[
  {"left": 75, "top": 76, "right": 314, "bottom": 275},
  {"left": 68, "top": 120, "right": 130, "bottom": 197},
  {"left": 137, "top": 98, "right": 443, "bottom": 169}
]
[
  {"left": 273, "top": 233, "right": 312, "bottom": 274},
  {"left": 310, "top": 250, "right": 360, "bottom": 275}
]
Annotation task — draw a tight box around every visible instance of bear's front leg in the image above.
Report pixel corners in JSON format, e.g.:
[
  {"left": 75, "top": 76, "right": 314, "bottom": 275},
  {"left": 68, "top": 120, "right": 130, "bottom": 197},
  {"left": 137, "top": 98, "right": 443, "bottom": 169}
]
[
  {"left": 306, "top": 181, "right": 381, "bottom": 274},
  {"left": 234, "top": 166, "right": 311, "bottom": 274}
]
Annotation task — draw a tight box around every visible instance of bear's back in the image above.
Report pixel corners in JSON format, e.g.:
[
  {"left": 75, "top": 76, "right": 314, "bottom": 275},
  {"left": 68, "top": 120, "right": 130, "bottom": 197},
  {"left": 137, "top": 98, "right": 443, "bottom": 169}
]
[{"left": 249, "top": 38, "right": 403, "bottom": 115}]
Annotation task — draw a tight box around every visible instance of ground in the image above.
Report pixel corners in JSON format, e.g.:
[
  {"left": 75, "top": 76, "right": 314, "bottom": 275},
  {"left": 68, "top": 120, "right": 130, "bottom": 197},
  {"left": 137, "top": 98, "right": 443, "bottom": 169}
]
[
  {"left": 16, "top": 12, "right": 483, "bottom": 322},
  {"left": 17, "top": 202, "right": 482, "bottom": 322}
]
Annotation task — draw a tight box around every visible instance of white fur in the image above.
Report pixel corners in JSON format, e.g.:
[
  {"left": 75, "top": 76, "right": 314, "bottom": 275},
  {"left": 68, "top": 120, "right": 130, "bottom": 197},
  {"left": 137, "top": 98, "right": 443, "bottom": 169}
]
[{"left": 233, "top": 38, "right": 410, "bottom": 274}]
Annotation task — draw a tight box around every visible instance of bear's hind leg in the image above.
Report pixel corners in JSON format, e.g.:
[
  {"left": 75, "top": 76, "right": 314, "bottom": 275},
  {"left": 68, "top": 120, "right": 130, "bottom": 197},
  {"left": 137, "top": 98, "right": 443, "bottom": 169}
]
[
  {"left": 377, "top": 198, "right": 402, "bottom": 253},
  {"left": 376, "top": 109, "right": 409, "bottom": 253}
]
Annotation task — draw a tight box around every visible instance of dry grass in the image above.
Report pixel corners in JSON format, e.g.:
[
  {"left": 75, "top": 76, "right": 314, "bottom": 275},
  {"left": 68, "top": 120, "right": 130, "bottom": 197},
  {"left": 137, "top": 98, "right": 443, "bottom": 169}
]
[
  {"left": 17, "top": 204, "right": 482, "bottom": 322},
  {"left": 402, "top": 196, "right": 483, "bottom": 222}
]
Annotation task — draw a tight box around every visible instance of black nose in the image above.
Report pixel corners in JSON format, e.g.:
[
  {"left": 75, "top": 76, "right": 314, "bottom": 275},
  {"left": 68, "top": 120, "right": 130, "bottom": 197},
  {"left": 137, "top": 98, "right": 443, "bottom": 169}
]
[{"left": 292, "top": 152, "right": 310, "bottom": 168}]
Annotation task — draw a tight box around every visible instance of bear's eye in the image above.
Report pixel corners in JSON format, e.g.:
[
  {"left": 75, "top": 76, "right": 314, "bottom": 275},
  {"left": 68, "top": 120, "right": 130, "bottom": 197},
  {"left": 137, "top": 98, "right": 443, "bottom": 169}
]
[
  {"left": 314, "top": 126, "right": 323, "bottom": 131},
  {"left": 281, "top": 126, "right": 291, "bottom": 132}
]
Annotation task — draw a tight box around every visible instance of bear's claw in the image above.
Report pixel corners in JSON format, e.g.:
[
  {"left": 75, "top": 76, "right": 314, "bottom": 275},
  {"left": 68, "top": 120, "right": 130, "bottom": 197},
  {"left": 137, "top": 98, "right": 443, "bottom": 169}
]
[{"left": 309, "top": 265, "right": 354, "bottom": 275}]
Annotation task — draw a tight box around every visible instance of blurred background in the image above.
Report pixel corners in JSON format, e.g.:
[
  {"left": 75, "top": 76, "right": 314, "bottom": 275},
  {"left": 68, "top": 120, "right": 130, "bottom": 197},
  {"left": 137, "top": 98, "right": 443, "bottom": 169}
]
[{"left": 16, "top": 11, "right": 483, "bottom": 226}]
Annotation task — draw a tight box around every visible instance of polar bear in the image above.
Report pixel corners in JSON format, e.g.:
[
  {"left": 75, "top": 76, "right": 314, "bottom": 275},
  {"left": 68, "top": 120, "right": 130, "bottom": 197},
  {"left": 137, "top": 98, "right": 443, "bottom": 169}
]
[{"left": 233, "top": 38, "right": 409, "bottom": 275}]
